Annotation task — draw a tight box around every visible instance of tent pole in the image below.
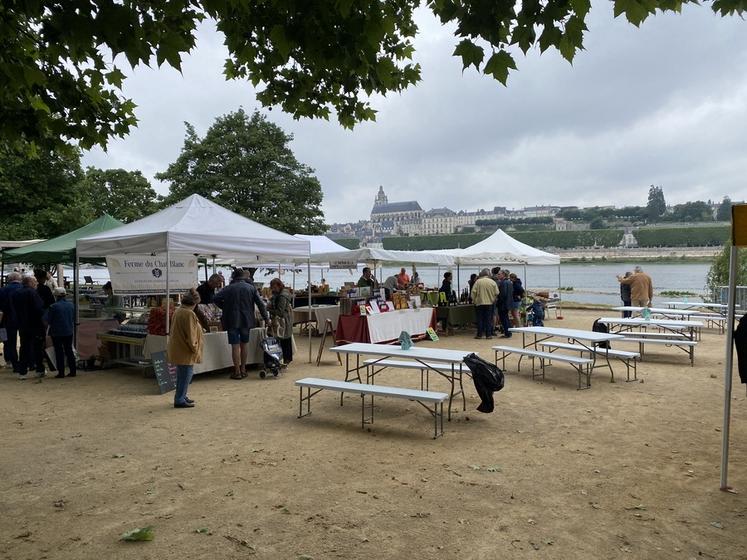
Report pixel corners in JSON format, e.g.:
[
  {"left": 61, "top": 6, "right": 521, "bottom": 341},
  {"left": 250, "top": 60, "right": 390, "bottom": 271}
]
[
  {"left": 166, "top": 248, "right": 171, "bottom": 336},
  {"left": 73, "top": 253, "right": 79, "bottom": 346},
  {"left": 720, "top": 244, "right": 738, "bottom": 491},
  {"left": 457, "top": 263, "right": 460, "bottom": 293},
  {"left": 307, "top": 257, "right": 312, "bottom": 364},
  {"left": 1, "top": 256, "right": 5, "bottom": 287},
  {"left": 212, "top": 255, "right": 216, "bottom": 275},
  {"left": 557, "top": 264, "right": 563, "bottom": 318}
]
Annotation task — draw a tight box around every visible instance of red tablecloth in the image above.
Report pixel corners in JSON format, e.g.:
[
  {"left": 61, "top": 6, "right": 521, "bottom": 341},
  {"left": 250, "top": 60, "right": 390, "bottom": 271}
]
[{"left": 335, "top": 309, "right": 436, "bottom": 344}]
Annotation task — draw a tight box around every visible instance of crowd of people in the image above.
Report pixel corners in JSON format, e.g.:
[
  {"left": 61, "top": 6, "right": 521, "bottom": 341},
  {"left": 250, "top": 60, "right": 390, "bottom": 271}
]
[
  {"left": 470, "top": 267, "right": 524, "bottom": 339},
  {"left": 168, "top": 267, "right": 295, "bottom": 408},
  {"left": 0, "top": 269, "right": 76, "bottom": 379},
  {"left": 0, "top": 267, "right": 294, "bottom": 410}
]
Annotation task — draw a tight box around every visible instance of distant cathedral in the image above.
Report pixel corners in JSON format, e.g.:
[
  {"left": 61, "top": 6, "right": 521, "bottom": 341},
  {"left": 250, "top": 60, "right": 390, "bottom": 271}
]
[{"left": 369, "top": 186, "right": 423, "bottom": 234}]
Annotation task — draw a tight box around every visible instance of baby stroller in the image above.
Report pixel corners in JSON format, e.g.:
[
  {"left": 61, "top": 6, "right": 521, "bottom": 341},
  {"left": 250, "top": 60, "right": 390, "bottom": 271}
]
[
  {"left": 526, "top": 299, "right": 545, "bottom": 327},
  {"left": 259, "top": 328, "right": 284, "bottom": 378}
]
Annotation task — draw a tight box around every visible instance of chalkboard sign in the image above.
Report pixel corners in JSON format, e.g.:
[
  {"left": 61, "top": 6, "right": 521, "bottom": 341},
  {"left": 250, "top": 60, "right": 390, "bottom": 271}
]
[{"left": 151, "top": 351, "right": 177, "bottom": 394}]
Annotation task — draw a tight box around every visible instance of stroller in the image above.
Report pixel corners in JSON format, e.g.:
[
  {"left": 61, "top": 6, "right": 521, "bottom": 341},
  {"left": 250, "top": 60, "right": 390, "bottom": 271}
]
[
  {"left": 526, "top": 299, "right": 545, "bottom": 327},
  {"left": 259, "top": 328, "right": 284, "bottom": 378}
]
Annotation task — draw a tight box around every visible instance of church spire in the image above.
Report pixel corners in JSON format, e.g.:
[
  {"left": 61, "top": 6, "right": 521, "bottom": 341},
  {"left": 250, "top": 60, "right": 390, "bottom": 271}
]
[{"left": 374, "top": 185, "right": 388, "bottom": 207}]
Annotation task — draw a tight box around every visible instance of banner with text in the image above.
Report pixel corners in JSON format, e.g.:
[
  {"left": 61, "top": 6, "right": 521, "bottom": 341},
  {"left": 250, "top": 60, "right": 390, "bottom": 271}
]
[{"left": 106, "top": 254, "right": 198, "bottom": 295}]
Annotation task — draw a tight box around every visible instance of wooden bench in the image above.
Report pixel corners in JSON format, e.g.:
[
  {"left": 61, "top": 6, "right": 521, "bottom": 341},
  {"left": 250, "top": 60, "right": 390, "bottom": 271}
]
[
  {"left": 492, "top": 345, "right": 593, "bottom": 390},
  {"left": 295, "top": 377, "right": 448, "bottom": 438},
  {"left": 615, "top": 337, "right": 697, "bottom": 366},
  {"left": 539, "top": 341, "right": 640, "bottom": 382}
]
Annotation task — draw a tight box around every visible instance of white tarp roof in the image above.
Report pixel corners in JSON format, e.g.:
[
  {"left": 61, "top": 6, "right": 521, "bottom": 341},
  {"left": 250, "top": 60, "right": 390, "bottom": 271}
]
[
  {"left": 294, "top": 234, "right": 350, "bottom": 255},
  {"left": 443, "top": 229, "right": 560, "bottom": 265},
  {"left": 311, "top": 247, "right": 455, "bottom": 266},
  {"left": 76, "top": 194, "right": 310, "bottom": 261}
]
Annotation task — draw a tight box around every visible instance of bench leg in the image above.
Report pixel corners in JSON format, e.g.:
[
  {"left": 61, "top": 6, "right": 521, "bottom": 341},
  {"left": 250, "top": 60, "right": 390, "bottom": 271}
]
[
  {"left": 298, "top": 386, "right": 314, "bottom": 418},
  {"left": 360, "top": 393, "right": 374, "bottom": 429},
  {"left": 433, "top": 401, "right": 444, "bottom": 439}
]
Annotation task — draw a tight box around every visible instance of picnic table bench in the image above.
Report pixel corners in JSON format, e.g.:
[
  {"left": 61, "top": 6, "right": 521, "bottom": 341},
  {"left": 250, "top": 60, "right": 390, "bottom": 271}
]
[
  {"left": 538, "top": 341, "right": 640, "bottom": 382},
  {"left": 295, "top": 377, "right": 447, "bottom": 438},
  {"left": 362, "top": 358, "right": 464, "bottom": 391},
  {"left": 493, "top": 345, "right": 594, "bottom": 389}
]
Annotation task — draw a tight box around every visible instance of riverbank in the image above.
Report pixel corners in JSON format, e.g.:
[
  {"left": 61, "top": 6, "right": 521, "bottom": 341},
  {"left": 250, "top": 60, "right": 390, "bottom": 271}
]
[{"left": 1, "top": 308, "right": 744, "bottom": 559}]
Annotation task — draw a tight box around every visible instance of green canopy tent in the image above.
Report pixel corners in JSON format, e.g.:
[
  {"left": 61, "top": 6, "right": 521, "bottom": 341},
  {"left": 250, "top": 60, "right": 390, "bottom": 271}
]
[
  {"left": 3, "top": 214, "right": 124, "bottom": 266},
  {"left": 2, "top": 215, "right": 125, "bottom": 345}
]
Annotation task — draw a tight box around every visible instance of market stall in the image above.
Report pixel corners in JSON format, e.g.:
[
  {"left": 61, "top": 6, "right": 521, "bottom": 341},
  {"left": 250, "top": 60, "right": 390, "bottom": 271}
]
[
  {"left": 336, "top": 307, "right": 437, "bottom": 344},
  {"left": 76, "top": 195, "right": 312, "bottom": 371},
  {"left": 308, "top": 247, "right": 453, "bottom": 344}
]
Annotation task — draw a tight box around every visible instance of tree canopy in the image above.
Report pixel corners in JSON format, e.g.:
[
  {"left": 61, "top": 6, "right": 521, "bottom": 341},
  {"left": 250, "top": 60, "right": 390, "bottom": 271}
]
[
  {"left": 3, "top": 0, "right": 746, "bottom": 154},
  {"left": 646, "top": 185, "right": 666, "bottom": 220},
  {"left": 157, "top": 109, "right": 326, "bottom": 235},
  {"left": 0, "top": 149, "right": 88, "bottom": 238},
  {"left": 80, "top": 167, "right": 159, "bottom": 223},
  {"left": 716, "top": 196, "right": 732, "bottom": 221}
]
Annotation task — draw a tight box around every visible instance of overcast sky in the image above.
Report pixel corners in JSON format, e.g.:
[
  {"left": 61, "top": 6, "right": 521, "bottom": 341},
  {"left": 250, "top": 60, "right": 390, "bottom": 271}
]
[{"left": 82, "top": 4, "right": 747, "bottom": 224}]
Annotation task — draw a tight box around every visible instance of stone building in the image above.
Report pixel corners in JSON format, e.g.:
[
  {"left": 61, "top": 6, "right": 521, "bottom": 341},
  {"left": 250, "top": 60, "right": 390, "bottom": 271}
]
[{"left": 370, "top": 186, "right": 424, "bottom": 235}]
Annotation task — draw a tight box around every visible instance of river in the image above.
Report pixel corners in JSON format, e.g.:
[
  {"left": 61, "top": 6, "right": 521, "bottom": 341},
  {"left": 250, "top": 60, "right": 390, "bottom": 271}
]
[{"left": 62, "top": 262, "right": 713, "bottom": 307}]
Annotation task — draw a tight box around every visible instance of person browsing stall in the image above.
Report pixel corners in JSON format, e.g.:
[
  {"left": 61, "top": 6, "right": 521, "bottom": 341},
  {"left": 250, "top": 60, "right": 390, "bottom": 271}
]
[
  {"left": 268, "top": 278, "right": 294, "bottom": 366},
  {"left": 357, "top": 267, "right": 379, "bottom": 290},
  {"left": 0, "top": 272, "right": 23, "bottom": 374},
  {"left": 197, "top": 273, "right": 223, "bottom": 305},
  {"left": 472, "top": 269, "right": 498, "bottom": 339},
  {"left": 48, "top": 287, "right": 76, "bottom": 378},
  {"left": 214, "top": 269, "right": 269, "bottom": 380},
  {"left": 167, "top": 291, "right": 203, "bottom": 408}
]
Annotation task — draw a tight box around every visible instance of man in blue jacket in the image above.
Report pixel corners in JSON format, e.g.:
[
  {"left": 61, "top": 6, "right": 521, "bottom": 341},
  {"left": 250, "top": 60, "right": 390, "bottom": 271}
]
[
  {"left": 214, "top": 269, "right": 269, "bottom": 380},
  {"left": 0, "top": 272, "right": 23, "bottom": 373},
  {"left": 48, "top": 287, "right": 76, "bottom": 378}
]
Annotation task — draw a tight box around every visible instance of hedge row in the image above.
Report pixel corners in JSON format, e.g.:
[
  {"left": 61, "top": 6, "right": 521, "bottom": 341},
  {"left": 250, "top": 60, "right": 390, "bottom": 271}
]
[
  {"left": 333, "top": 238, "right": 360, "bottom": 249},
  {"left": 381, "top": 226, "right": 730, "bottom": 250}
]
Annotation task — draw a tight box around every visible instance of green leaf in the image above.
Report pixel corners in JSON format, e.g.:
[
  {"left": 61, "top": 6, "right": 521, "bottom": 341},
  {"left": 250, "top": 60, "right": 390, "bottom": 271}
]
[
  {"left": 29, "top": 96, "right": 51, "bottom": 114},
  {"left": 613, "top": 0, "right": 655, "bottom": 26},
  {"left": 270, "top": 26, "right": 292, "bottom": 61},
  {"left": 453, "top": 39, "right": 484, "bottom": 71},
  {"left": 120, "top": 526, "right": 154, "bottom": 542},
  {"left": 483, "top": 51, "right": 516, "bottom": 84},
  {"left": 106, "top": 68, "right": 125, "bottom": 89}
]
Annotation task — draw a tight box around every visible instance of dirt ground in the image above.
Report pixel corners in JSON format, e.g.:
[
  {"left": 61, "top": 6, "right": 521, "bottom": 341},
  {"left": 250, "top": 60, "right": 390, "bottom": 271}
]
[{"left": 1, "top": 309, "right": 746, "bottom": 560}]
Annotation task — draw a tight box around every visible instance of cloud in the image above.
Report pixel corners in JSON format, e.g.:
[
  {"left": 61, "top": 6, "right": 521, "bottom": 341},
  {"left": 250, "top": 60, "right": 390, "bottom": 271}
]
[{"left": 82, "top": 4, "right": 747, "bottom": 224}]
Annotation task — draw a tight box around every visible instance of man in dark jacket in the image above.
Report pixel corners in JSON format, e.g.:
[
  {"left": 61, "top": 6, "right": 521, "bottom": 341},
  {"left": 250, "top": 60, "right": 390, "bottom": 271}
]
[
  {"left": 620, "top": 271, "right": 632, "bottom": 318},
  {"left": 214, "top": 269, "right": 269, "bottom": 380},
  {"left": 497, "top": 271, "right": 514, "bottom": 338},
  {"left": 34, "top": 269, "right": 55, "bottom": 309},
  {"left": 11, "top": 276, "right": 46, "bottom": 379},
  {"left": 0, "top": 272, "right": 23, "bottom": 373},
  {"left": 48, "top": 287, "right": 76, "bottom": 378}
]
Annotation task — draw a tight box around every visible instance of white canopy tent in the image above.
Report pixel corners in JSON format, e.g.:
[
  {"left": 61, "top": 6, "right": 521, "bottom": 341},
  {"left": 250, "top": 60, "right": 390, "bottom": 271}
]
[
  {"left": 310, "top": 247, "right": 455, "bottom": 267},
  {"left": 310, "top": 246, "right": 456, "bottom": 285},
  {"left": 442, "top": 229, "right": 560, "bottom": 266},
  {"left": 76, "top": 194, "right": 315, "bottom": 361},
  {"left": 435, "top": 229, "right": 562, "bottom": 308}
]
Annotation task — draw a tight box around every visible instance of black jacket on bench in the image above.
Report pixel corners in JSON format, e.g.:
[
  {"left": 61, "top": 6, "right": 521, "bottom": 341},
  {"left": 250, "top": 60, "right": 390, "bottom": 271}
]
[{"left": 464, "top": 353, "right": 505, "bottom": 413}]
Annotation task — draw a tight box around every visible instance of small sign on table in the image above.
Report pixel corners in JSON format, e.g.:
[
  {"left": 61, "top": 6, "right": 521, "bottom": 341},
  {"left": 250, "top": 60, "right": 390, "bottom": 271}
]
[{"left": 151, "top": 350, "right": 177, "bottom": 394}]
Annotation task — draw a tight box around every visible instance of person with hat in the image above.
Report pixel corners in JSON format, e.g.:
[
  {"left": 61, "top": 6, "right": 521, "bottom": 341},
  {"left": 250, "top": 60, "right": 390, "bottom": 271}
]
[
  {"left": 48, "top": 287, "right": 77, "bottom": 378},
  {"left": 214, "top": 268, "right": 269, "bottom": 379}
]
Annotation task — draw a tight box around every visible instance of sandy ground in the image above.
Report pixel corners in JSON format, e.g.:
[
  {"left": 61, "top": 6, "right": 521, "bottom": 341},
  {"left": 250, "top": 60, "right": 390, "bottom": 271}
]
[{"left": 1, "top": 309, "right": 746, "bottom": 560}]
